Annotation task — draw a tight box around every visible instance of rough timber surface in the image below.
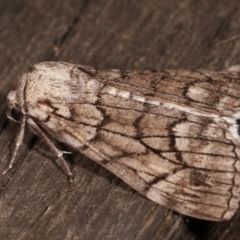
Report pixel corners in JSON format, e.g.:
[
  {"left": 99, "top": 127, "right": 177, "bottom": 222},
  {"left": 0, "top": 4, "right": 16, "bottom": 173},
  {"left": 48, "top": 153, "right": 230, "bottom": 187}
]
[{"left": 0, "top": 0, "right": 240, "bottom": 239}]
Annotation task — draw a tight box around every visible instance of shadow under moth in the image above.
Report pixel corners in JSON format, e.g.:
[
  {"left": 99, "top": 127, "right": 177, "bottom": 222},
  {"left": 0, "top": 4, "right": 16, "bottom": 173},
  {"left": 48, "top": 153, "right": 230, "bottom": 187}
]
[{"left": 5, "top": 61, "right": 240, "bottom": 221}]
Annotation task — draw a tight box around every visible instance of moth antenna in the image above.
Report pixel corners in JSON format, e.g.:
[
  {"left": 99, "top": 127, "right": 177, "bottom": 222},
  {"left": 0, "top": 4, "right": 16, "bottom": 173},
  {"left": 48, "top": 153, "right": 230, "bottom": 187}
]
[{"left": 3, "top": 115, "right": 26, "bottom": 175}]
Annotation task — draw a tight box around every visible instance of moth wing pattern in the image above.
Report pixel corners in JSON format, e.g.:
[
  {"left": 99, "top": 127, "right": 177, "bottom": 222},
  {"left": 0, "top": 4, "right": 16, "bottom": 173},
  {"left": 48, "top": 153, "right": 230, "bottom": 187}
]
[{"left": 21, "top": 62, "right": 240, "bottom": 221}]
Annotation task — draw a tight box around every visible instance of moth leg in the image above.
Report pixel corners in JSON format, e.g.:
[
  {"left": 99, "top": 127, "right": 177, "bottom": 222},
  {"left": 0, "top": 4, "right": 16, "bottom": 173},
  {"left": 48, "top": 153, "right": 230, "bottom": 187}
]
[
  {"left": 3, "top": 115, "right": 26, "bottom": 175},
  {"left": 27, "top": 118, "right": 73, "bottom": 183}
]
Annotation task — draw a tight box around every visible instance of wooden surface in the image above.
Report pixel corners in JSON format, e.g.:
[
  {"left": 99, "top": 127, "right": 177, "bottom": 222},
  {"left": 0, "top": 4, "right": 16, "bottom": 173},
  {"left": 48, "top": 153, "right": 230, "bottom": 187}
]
[{"left": 0, "top": 0, "right": 240, "bottom": 239}]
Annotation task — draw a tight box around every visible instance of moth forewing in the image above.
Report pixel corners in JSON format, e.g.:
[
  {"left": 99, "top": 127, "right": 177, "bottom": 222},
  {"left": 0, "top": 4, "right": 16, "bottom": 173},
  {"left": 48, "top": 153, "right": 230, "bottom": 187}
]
[{"left": 5, "top": 61, "right": 240, "bottom": 221}]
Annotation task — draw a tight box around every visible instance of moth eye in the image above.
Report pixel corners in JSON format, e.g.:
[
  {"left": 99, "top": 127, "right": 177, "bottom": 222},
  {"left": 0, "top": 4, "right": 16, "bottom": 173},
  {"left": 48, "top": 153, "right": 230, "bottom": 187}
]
[{"left": 11, "top": 108, "right": 22, "bottom": 121}]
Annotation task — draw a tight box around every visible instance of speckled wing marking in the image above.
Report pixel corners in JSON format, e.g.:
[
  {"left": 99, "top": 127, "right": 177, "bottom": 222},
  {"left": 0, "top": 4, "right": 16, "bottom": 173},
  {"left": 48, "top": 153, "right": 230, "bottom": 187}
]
[{"left": 6, "top": 62, "right": 240, "bottom": 221}]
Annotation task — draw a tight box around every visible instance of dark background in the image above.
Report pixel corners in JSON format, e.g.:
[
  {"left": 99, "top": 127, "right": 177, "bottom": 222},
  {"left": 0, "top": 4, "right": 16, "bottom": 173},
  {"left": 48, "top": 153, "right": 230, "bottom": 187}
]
[{"left": 0, "top": 1, "right": 240, "bottom": 239}]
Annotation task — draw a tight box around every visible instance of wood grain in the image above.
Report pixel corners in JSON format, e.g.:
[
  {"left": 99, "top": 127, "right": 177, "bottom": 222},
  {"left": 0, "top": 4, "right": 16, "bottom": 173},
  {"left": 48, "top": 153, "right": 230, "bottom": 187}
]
[{"left": 0, "top": 0, "right": 240, "bottom": 239}]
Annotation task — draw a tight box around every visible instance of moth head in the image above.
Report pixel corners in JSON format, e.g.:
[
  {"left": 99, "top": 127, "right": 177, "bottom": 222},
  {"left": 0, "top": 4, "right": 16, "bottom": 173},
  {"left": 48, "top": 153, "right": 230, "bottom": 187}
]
[{"left": 6, "top": 91, "right": 22, "bottom": 122}]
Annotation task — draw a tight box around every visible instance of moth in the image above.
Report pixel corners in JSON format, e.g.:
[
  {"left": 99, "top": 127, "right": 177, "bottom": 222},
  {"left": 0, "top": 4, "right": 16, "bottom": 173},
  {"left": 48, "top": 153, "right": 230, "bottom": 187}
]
[{"left": 5, "top": 61, "right": 240, "bottom": 221}]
